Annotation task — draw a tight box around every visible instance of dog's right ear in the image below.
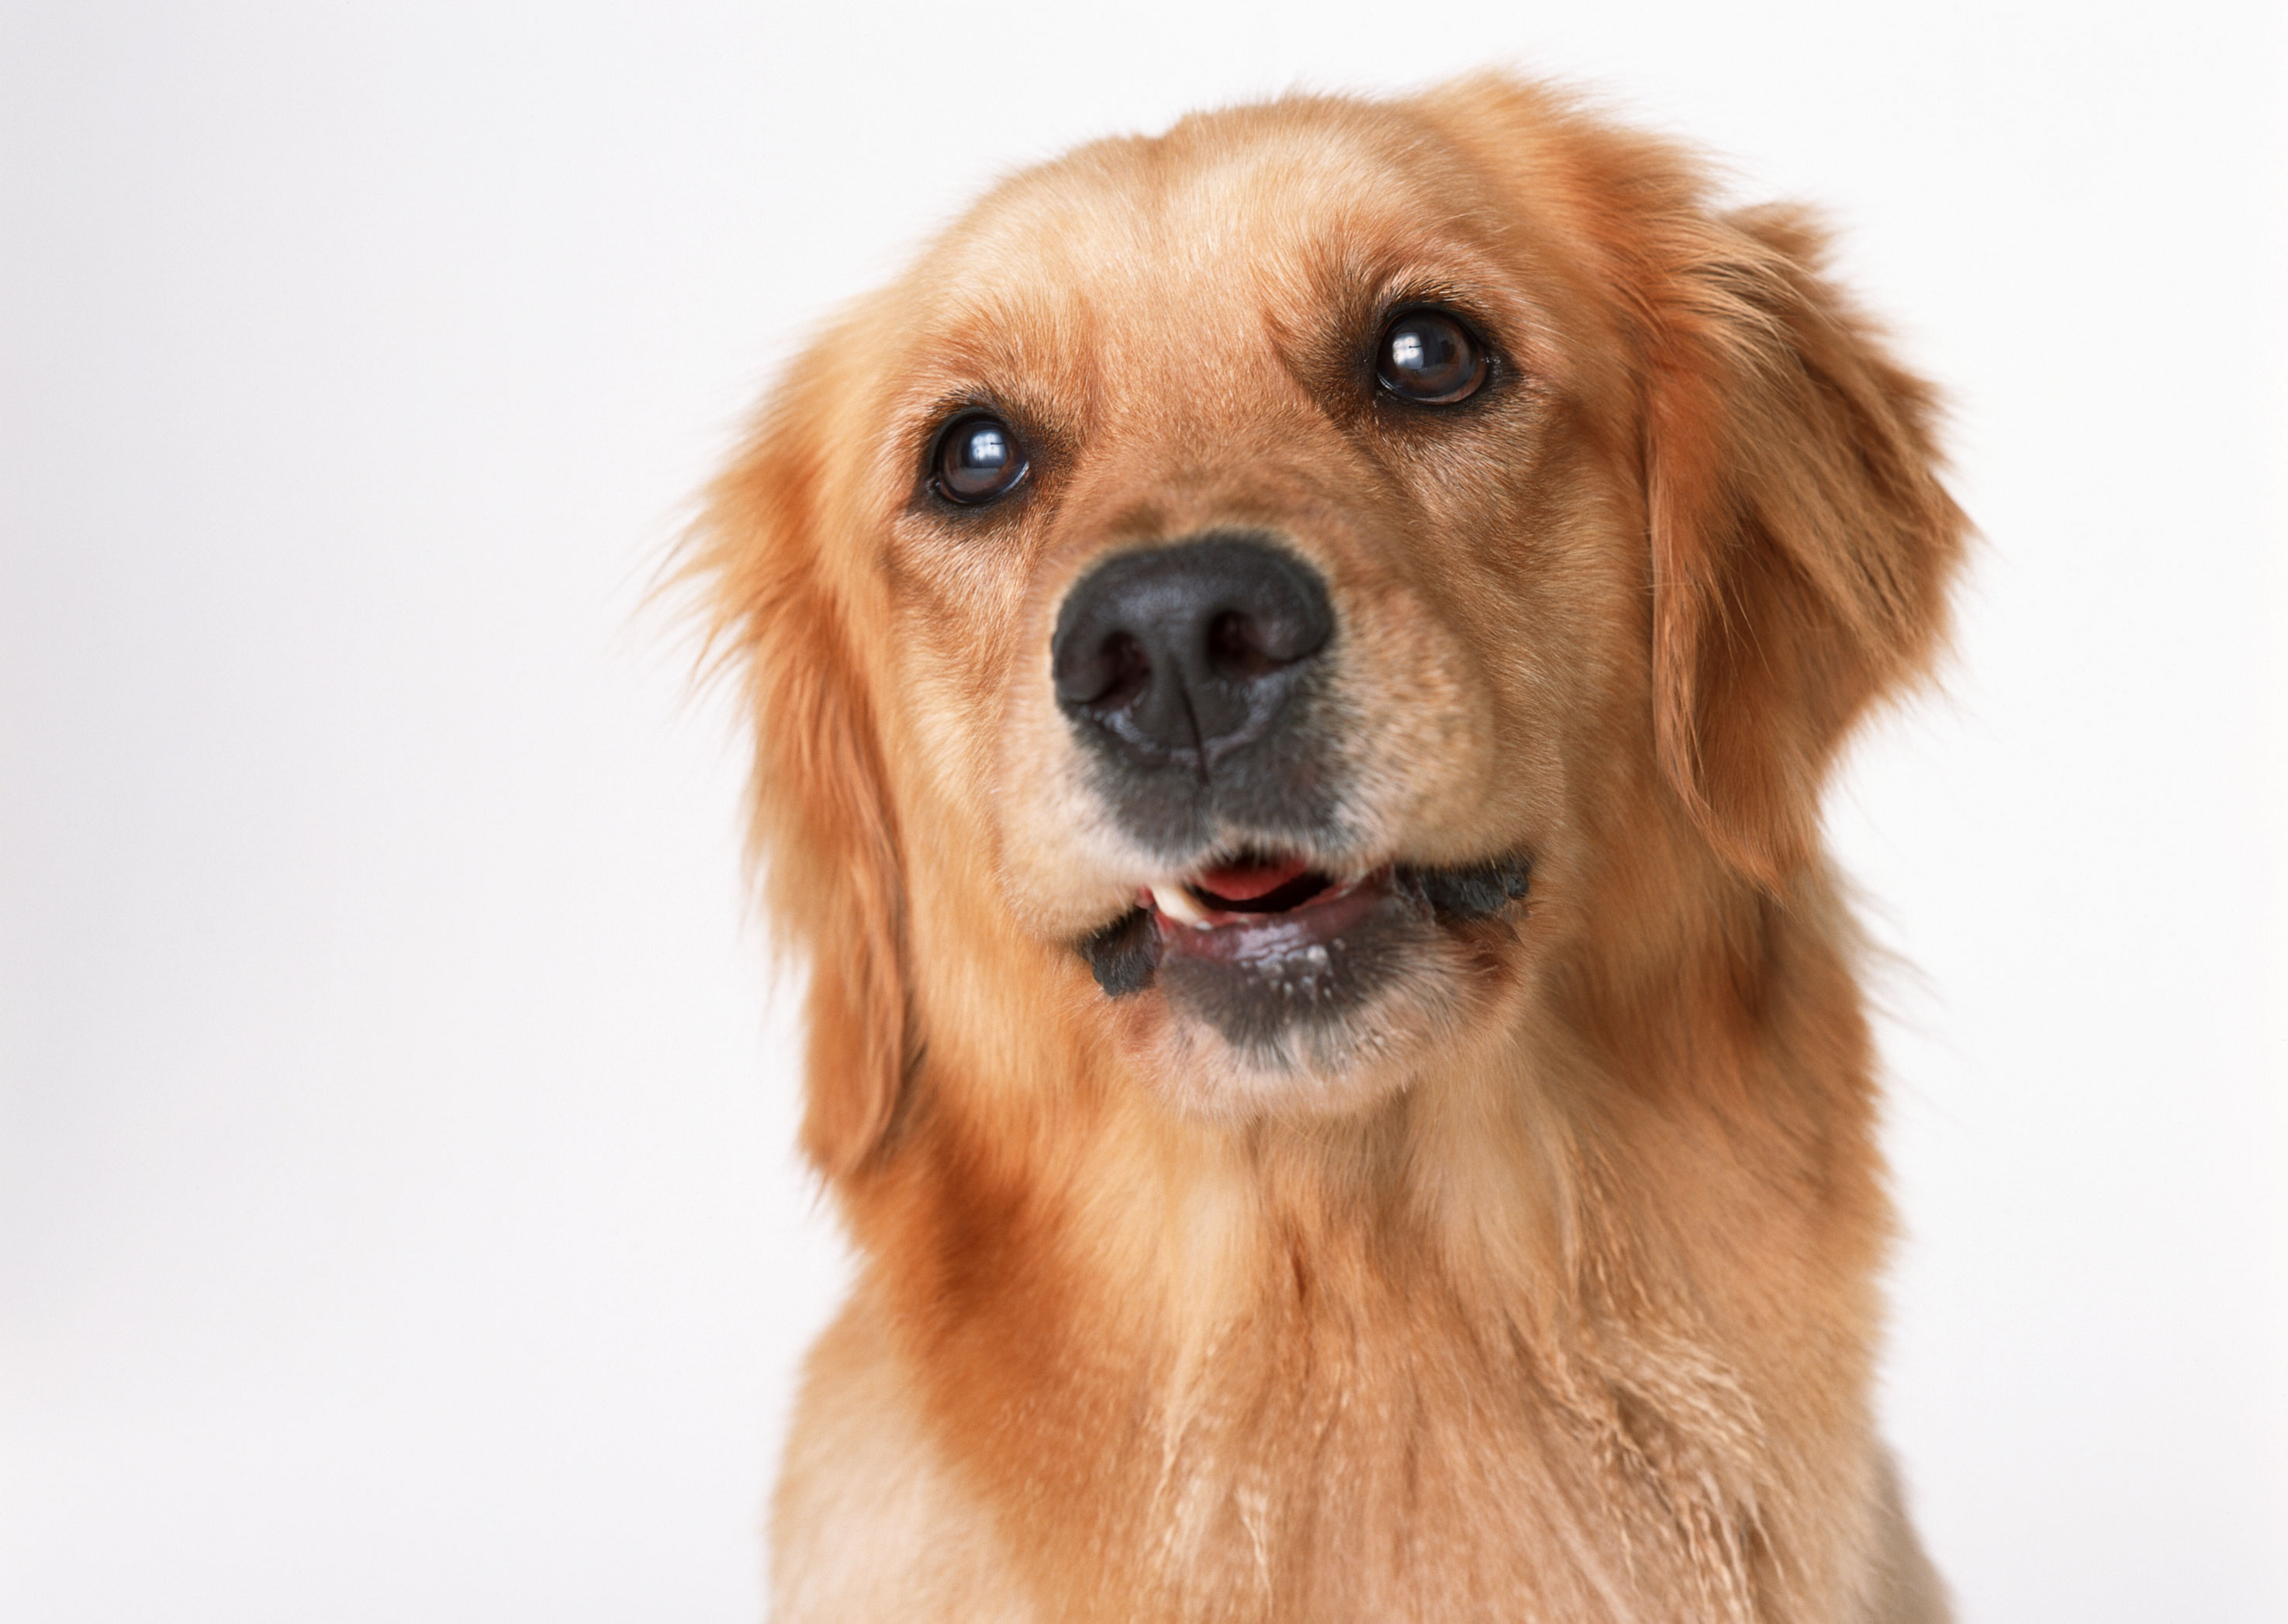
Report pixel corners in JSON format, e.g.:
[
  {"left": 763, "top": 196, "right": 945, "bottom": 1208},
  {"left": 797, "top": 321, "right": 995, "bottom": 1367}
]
[{"left": 687, "top": 347, "right": 909, "bottom": 1180}]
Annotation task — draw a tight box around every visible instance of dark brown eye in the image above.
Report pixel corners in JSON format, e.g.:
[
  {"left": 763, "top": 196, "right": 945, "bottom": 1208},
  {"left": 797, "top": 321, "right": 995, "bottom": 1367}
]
[
  {"left": 932, "top": 413, "right": 1026, "bottom": 505},
  {"left": 1375, "top": 309, "right": 1488, "bottom": 406}
]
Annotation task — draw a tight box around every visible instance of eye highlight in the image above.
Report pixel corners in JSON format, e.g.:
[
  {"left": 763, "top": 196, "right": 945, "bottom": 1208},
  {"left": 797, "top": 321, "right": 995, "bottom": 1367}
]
[
  {"left": 1375, "top": 309, "right": 1488, "bottom": 406},
  {"left": 931, "top": 412, "right": 1028, "bottom": 506}
]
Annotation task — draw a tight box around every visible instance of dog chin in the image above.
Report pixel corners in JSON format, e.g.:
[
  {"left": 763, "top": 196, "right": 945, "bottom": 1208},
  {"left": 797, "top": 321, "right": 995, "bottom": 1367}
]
[
  {"left": 1142, "top": 951, "right": 1471, "bottom": 1121},
  {"left": 1085, "top": 862, "right": 1524, "bottom": 1121}
]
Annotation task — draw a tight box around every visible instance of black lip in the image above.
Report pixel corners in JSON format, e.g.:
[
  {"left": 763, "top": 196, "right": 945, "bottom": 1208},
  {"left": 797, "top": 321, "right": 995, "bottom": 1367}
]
[
  {"left": 1076, "top": 855, "right": 1529, "bottom": 1003},
  {"left": 1080, "top": 907, "right": 1161, "bottom": 997},
  {"left": 1407, "top": 855, "right": 1532, "bottom": 921}
]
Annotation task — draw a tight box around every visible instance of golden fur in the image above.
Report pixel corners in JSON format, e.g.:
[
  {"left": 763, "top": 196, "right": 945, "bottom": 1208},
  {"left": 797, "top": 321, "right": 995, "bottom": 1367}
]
[{"left": 693, "top": 74, "right": 1968, "bottom": 1622}]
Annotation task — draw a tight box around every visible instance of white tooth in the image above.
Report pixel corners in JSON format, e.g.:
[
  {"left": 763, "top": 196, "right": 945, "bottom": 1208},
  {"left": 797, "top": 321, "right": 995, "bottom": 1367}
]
[{"left": 1151, "top": 883, "right": 1212, "bottom": 928}]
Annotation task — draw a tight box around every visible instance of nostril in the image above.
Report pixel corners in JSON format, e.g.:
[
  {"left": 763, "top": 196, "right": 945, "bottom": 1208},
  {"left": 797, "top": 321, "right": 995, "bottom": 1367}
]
[
  {"left": 1056, "top": 626, "right": 1153, "bottom": 710},
  {"left": 1091, "top": 631, "right": 1152, "bottom": 710},
  {"left": 1205, "top": 610, "right": 1277, "bottom": 680}
]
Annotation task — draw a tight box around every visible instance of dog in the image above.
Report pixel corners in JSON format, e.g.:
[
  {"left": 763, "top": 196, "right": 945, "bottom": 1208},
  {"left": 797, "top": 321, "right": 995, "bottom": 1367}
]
[{"left": 691, "top": 72, "right": 1968, "bottom": 1622}]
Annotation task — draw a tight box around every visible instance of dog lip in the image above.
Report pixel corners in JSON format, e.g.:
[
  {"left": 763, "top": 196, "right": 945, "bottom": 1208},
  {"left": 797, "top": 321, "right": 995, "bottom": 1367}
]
[
  {"left": 1082, "top": 852, "right": 1530, "bottom": 1000},
  {"left": 1159, "top": 869, "right": 1391, "bottom": 969},
  {"left": 1135, "top": 852, "right": 1349, "bottom": 930},
  {"left": 1140, "top": 864, "right": 1388, "bottom": 953}
]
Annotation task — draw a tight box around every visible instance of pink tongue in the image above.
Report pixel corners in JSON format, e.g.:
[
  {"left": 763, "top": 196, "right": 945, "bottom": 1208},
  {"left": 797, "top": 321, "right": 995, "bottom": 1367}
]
[{"left": 1194, "top": 856, "right": 1311, "bottom": 902}]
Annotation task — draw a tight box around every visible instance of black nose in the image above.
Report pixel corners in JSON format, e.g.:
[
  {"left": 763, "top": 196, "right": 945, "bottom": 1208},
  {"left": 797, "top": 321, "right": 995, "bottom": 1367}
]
[{"left": 1052, "top": 536, "right": 1333, "bottom": 772}]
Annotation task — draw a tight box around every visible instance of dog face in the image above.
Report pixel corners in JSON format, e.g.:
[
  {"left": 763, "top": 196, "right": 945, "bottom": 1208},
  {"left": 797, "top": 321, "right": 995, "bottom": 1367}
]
[
  {"left": 890, "top": 106, "right": 1606, "bottom": 1117},
  {"left": 700, "top": 78, "right": 1962, "bottom": 1169}
]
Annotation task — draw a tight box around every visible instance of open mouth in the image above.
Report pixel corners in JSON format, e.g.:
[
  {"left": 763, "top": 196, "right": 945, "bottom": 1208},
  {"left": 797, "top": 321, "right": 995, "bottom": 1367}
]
[
  {"left": 1144, "top": 852, "right": 1360, "bottom": 930},
  {"left": 1080, "top": 849, "right": 1530, "bottom": 1000}
]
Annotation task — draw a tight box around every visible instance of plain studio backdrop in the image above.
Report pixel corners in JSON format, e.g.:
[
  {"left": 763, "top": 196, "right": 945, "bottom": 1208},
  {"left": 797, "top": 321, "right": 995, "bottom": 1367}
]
[{"left": 4, "top": 1, "right": 2283, "bottom": 1619}]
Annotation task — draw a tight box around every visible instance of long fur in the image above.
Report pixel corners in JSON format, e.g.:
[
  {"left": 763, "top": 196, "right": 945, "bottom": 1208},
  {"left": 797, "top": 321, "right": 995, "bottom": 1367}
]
[{"left": 690, "top": 74, "right": 1968, "bottom": 1622}]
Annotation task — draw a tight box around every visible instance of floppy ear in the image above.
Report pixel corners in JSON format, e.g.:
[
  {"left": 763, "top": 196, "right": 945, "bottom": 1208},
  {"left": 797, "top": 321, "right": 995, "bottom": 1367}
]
[
  {"left": 1640, "top": 203, "right": 1969, "bottom": 886},
  {"left": 689, "top": 358, "right": 909, "bottom": 1179}
]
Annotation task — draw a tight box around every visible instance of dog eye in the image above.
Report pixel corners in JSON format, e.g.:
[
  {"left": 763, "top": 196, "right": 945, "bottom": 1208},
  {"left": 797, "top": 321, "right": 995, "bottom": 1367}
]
[
  {"left": 932, "top": 413, "right": 1028, "bottom": 505},
  {"left": 1376, "top": 309, "right": 1488, "bottom": 406}
]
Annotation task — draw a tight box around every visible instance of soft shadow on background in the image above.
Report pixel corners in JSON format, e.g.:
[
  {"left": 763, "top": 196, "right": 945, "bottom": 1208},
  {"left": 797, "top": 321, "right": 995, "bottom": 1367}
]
[{"left": 3, "top": 2, "right": 2283, "bottom": 1619}]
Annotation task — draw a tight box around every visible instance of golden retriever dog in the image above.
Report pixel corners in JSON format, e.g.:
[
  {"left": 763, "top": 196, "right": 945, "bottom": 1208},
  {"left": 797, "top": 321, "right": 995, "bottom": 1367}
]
[{"left": 693, "top": 72, "right": 1968, "bottom": 1622}]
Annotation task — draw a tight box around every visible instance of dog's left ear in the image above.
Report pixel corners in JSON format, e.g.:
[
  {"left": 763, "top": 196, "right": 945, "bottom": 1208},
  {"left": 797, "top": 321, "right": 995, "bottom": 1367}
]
[{"left": 1640, "top": 203, "right": 1969, "bottom": 886}]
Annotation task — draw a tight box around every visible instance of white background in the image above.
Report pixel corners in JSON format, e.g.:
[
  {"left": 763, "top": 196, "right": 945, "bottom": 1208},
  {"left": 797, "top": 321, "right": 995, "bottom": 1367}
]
[{"left": 4, "top": 2, "right": 2283, "bottom": 1619}]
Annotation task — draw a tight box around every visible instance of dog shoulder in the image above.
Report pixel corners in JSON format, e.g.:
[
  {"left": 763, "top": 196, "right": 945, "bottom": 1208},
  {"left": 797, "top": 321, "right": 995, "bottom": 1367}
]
[{"left": 771, "top": 1285, "right": 1038, "bottom": 1623}]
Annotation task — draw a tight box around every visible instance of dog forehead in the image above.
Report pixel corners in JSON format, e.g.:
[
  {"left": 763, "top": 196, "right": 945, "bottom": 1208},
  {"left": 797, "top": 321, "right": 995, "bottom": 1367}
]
[{"left": 910, "top": 111, "right": 1459, "bottom": 351}]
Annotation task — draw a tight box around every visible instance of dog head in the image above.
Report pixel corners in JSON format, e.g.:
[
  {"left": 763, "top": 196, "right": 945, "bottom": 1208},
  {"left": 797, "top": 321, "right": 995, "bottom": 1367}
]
[{"left": 695, "top": 77, "right": 1965, "bottom": 1174}]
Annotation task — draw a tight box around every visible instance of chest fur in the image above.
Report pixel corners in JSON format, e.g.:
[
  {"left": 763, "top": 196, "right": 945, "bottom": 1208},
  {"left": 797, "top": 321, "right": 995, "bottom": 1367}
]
[{"left": 902, "top": 1251, "right": 1863, "bottom": 1624}]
